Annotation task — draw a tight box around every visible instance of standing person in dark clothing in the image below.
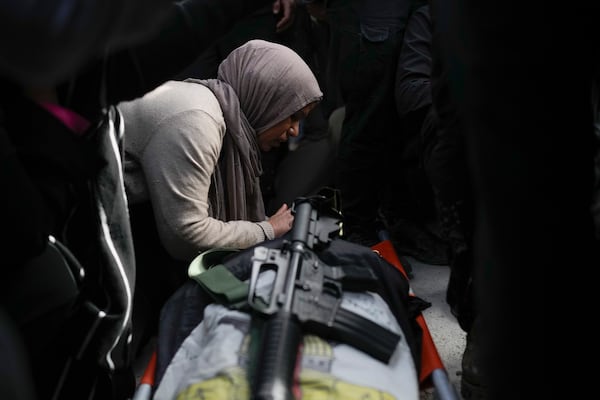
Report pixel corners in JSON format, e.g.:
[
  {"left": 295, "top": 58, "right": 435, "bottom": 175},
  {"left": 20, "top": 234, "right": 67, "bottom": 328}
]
[
  {"left": 0, "top": 1, "right": 284, "bottom": 399},
  {"left": 317, "top": 0, "right": 416, "bottom": 247},
  {"left": 392, "top": 1, "right": 448, "bottom": 266},
  {"left": 433, "top": 2, "right": 600, "bottom": 399},
  {"left": 396, "top": 3, "right": 479, "bottom": 397}
]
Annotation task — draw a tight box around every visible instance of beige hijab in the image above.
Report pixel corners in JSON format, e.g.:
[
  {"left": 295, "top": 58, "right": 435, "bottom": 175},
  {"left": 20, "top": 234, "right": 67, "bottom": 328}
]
[{"left": 186, "top": 39, "right": 322, "bottom": 222}]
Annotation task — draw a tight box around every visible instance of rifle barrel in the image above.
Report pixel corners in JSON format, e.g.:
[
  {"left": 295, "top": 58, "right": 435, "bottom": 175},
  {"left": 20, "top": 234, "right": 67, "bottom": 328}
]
[{"left": 252, "top": 309, "right": 302, "bottom": 400}]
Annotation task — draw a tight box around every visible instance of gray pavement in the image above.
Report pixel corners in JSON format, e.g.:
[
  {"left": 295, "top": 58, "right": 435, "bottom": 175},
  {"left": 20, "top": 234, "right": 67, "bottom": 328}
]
[{"left": 404, "top": 256, "right": 466, "bottom": 400}]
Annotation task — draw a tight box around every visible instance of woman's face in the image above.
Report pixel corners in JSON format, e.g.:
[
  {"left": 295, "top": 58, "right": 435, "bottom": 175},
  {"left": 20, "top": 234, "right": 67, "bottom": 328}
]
[{"left": 256, "top": 102, "right": 317, "bottom": 152}]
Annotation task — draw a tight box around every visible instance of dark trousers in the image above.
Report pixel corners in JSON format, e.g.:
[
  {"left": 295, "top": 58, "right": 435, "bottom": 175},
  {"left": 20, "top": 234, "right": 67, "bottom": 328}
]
[
  {"left": 326, "top": 0, "right": 405, "bottom": 233},
  {"left": 421, "top": 105, "right": 475, "bottom": 332}
]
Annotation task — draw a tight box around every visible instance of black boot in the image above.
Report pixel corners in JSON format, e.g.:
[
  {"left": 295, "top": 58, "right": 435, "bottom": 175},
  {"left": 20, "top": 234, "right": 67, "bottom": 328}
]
[
  {"left": 460, "top": 317, "right": 488, "bottom": 399},
  {"left": 440, "top": 199, "right": 476, "bottom": 331}
]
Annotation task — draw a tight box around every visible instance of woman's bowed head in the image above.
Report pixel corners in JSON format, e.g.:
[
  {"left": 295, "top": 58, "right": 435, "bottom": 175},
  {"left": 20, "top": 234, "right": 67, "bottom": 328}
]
[
  {"left": 210, "top": 39, "right": 322, "bottom": 150},
  {"left": 190, "top": 39, "right": 323, "bottom": 240},
  {"left": 257, "top": 104, "right": 317, "bottom": 152}
]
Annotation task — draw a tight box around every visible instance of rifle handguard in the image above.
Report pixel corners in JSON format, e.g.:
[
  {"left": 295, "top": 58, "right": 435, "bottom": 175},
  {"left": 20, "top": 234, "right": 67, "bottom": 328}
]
[{"left": 252, "top": 310, "right": 302, "bottom": 400}]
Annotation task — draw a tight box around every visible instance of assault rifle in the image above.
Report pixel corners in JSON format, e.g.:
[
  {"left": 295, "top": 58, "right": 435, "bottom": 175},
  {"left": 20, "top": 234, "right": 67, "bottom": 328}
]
[{"left": 247, "top": 195, "right": 401, "bottom": 400}]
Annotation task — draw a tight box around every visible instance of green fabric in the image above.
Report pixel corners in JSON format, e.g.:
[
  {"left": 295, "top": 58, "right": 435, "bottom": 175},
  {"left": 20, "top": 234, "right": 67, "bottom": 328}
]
[
  {"left": 188, "top": 248, "right": 248, "bottom": 309},
  {"left": 194, "top": 265, "right": 248, "bottom": 308}
]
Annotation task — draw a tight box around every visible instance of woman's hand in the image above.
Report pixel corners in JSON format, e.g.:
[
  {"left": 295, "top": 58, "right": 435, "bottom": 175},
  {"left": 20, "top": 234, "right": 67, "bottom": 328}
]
[{"left": 267, "top": 203, "right": 294, "bottom": 237}]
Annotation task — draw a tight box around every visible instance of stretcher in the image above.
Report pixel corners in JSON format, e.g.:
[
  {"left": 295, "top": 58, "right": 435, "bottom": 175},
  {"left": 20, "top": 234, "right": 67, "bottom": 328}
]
[
  {"left": 372, "top": 234, "right": 460, "bottom": 400},
  {"left": 133, "top": 232, "right": 460, "bottom": 400}
]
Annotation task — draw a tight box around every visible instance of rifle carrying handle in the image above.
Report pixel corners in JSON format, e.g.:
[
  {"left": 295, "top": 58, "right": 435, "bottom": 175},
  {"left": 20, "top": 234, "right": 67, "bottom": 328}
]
[{"left": 253, "top": 309, "right": 302, "bottom": 400}]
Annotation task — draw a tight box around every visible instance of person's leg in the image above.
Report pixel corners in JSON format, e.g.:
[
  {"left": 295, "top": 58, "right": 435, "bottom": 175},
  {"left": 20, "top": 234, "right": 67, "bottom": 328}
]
[
  {"left": 327, "top": 0, "right": 404, "bottom": 244},
  {"left": 382, "top": 106, "right": 448, "bottom": 265},
  {"left": 422, "top": 110, "right": 475, "bottom": 333}
]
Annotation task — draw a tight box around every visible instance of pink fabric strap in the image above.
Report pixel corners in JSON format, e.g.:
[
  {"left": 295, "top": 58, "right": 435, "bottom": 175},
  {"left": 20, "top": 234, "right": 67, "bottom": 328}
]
[{"left": 38, "top": 101, "right": 91, "bottom": 135}]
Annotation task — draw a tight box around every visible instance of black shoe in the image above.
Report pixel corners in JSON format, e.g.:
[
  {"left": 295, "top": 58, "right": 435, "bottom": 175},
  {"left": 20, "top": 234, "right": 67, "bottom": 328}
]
[
  {"left": 386, "top": 218, "right": 449, "bottom": 265},
  {"left": 461, "top": 319, "right": 487, "bottom": 399}
]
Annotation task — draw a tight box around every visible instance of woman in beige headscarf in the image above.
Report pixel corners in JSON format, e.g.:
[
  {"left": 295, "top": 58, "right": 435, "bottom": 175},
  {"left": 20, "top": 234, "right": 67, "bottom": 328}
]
[{"left": 120, "top": 39, "right": 322, "bottom": 262}]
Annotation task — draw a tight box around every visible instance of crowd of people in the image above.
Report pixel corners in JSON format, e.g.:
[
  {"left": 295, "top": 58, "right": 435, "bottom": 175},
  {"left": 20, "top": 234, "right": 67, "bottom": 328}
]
[{"left": 2, "top": 0, "right": 592, "bottom": 399}]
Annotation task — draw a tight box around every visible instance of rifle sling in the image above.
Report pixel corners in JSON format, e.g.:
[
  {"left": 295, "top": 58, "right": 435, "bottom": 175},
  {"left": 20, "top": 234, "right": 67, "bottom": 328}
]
[{"left": 190, "top": 264, "right": 249, "bottom": 310}]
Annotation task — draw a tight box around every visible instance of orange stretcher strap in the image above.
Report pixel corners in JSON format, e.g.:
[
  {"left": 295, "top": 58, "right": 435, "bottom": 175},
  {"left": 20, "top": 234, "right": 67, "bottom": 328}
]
[{"left": 371, "top": 239, "right": 445, "bottom": 386}]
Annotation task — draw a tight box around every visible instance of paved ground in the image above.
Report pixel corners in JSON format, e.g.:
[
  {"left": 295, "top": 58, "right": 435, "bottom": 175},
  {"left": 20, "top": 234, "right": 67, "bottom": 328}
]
[{"left": 405, "top": 256, "right": 466, "bottom": 400}]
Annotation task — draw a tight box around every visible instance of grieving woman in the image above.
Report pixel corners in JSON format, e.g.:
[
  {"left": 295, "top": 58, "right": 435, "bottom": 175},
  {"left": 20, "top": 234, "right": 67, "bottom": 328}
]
[{"left": 119, "top": 39, "right": 322, "bottom": 341}]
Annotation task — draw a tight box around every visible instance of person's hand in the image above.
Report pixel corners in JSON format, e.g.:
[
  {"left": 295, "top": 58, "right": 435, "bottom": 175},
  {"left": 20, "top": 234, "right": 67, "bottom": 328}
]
[
  {"left": 272, "top": 0, "right": 296, "bottom": 33},
  {"left": 267, "top": 203, "right": 294, "bottom": 237}
]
